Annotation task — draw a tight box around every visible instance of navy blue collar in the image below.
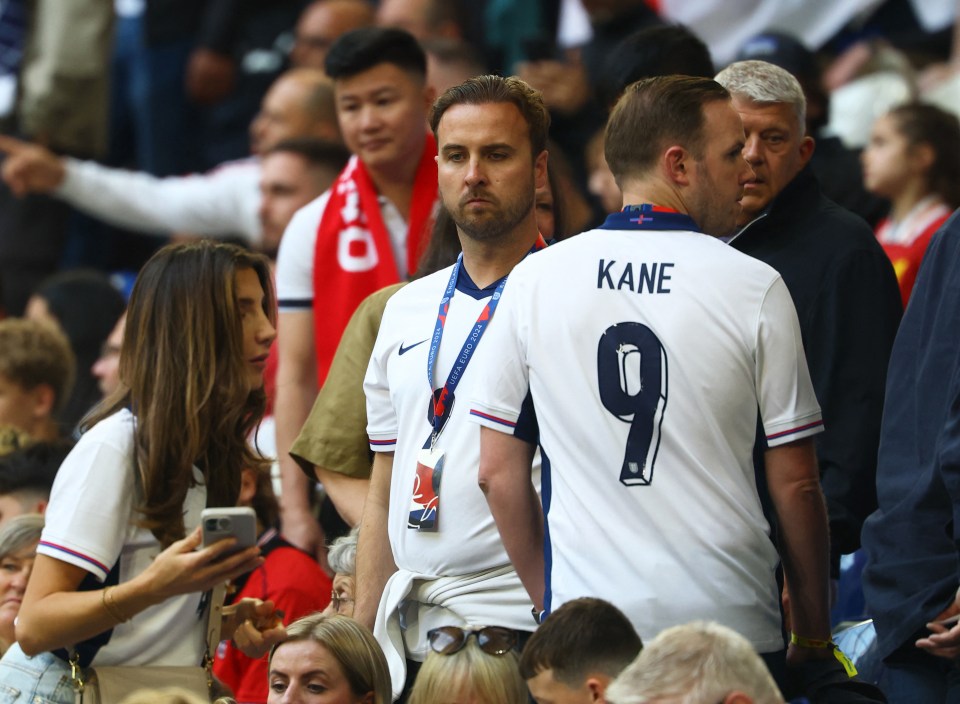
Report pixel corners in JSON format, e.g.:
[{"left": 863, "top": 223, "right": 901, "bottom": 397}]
[
  {"left": 600, "top": 204, "right": 700, "bottom": 232},
  {"left": 455, "top": 265, "right": 503, "bottom": 300}
]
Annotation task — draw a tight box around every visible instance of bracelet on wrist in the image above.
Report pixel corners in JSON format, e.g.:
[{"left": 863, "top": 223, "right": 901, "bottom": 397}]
[{"left": 102, "top": 585, "right": 132, "bottom": 623}]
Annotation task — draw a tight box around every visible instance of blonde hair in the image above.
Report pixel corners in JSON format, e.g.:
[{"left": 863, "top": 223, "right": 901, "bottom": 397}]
[
  {"left": 271, "top": 613, "right": 391, "bottom": 704},
  {"left": 605, "top": 621, "right": 784, "bottom": 704},
  {"left": 409, "top": 638, "right": 527, "bottom": 704},
  {"left": 84, "top": 241, "right": 275, "bottom": 547}
]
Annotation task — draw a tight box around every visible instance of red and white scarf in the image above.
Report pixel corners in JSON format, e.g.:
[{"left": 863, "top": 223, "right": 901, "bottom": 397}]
[{"left": 311, "top": 134, "right": 438, "bottom": 386}]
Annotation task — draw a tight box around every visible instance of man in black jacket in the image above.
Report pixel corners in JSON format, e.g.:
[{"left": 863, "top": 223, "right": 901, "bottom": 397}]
[{"left": 715, "top": 60, "right": 901, "bottom": 592}]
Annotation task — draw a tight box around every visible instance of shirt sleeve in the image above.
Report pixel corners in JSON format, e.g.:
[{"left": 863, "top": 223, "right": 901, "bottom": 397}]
[
  {"left": 468, "top": 274, "right": 532, "bottom": 435},
  {"left": 755, "top": 276, "right": 825, "bottom": 447},
  {"left": 55, "top": 158, "right": 261, "bottom": 243},
  {"left": 37, "top": 420, "right": 135, "bottom": 582},
  {"left": 364, "top": 298, "right": 400, "bottom": 452},
  {"left": 276, "top": 192, "right": 330, "bottom": 311},
  {"left": 292, "top": 284, "right": 403, "bottom": 476}
]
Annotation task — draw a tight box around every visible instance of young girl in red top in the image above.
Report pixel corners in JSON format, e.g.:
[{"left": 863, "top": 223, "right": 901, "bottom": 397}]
[{"left": 862, "top": 102, "right": 960, "bottom": 306}]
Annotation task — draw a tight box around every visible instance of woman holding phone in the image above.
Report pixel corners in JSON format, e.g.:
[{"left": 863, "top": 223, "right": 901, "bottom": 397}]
[{"left": 0, "top": 241, "right": 283, "bottom": 703}]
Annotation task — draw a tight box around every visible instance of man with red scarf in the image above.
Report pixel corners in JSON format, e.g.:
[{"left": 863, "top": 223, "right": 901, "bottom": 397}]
[{"left": 274, "top": 28, "right": 439, "bottom": 558}]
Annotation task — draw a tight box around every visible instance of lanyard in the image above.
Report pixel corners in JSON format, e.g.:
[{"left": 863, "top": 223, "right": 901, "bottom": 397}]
[
  {"left": 426, "top": 254, "right": 507, "bottom": 446},
  {"left": 425, "top": 236, "right": 547, "bottom": 446},
  {"left": 599, "top": 203, "right": 700, "bottom": 232}
]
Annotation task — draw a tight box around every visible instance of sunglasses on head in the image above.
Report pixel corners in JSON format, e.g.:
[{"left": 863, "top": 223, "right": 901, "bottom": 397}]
[{"left": 426, "top": 626, "right": 518, "bottom": 656}]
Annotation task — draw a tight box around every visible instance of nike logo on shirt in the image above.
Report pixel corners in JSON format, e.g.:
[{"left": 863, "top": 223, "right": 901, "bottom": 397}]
[{"left": 399, "top": 339, "right": 428, "bottom": 355}]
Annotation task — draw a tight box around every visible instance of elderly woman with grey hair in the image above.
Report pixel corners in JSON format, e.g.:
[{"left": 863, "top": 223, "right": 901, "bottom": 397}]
[
  {"left": 0, "top": 513, "right": 43, "bottom": 656},
  {"left": 325, "top": 527, "right": 359, "bottom": 618}
]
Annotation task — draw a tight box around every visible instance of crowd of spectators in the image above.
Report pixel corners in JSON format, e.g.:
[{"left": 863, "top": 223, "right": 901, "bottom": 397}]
[{"left": 0, "top": 0, "right": 959, "bottom": 703}]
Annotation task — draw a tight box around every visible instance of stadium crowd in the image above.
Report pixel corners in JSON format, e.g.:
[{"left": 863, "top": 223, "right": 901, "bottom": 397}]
[{"left": 1, "top": 0, "right": 959, "bottom": 702}]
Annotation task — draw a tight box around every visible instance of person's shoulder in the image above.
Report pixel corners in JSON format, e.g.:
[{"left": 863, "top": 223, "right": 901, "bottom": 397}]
[
  {"left": 68, "top": 408, "right": 137, "bottom": 468},
  {"left": 276, "top": 190, "right": 334, "bottom": 274},
  {"left": 80, "top": 408, "right": 135, "bottom": 445},
  {"left": 290, "top": 189, "right": 334, "bottom": 229},
  {"left": 393, "top": 265, "right": 456, "bottom": 301}
]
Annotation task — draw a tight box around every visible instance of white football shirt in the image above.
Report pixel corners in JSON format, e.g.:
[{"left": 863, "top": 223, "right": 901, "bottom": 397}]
[{"left": 470, "top": 226, "right": 823, "bottom": 652}]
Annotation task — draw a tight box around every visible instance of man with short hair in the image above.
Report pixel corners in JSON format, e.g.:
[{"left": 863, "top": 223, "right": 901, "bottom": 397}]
[
  {"left": 258, "top": 138, "right": 351, "bottom": 259},
  {"left": 715, "top": 60, "right": 902, "bottom": 584},
  {"left": 0, "top": 319, "right": 75, "bottom": 441},
  {"left": 521, "top": 597, "right": 642, "bottom": 704},
  {"left": 473, "top": 75, "right": 831, "bottom": 680},
  {"left": 357, "top": 74, "right": 549, "bottom": 698},
  {"left": 0, "top": 440, "right": 73, "bottom": 527},
  {"left": 605, "top": 621, "right": 786, "bottom": 704},
  {"left": 274, "top": 28, "right": 440, "bottom": 557},
  {"left": 0, "top": 68, "right": 339, "bottom": 251}
]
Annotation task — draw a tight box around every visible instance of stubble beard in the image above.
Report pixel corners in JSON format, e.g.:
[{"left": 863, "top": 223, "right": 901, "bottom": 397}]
[{"left": 449, "top": 189, "right": 535, "bottom": 244}]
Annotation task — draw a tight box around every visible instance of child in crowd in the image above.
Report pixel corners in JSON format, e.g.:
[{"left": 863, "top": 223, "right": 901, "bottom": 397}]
[
  {"left": 0, "top": 319, "right": 75, "bottom": 442},
  {"left": 862, "top": 102, "right": 960, "bottom": 306}
]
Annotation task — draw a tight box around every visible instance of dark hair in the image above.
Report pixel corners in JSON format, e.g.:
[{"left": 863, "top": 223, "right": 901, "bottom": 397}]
[
  {"left": 0, "top": 439, "right": 73, "bottom": 498},
  {"left": 85, "top": 241, "right": 275, "bottom": 547},
  {"left": 266, "top": 137, "right": 351, "bottom": 172},
  {"left": 605, "top": 75, "right": 729, "bottom": 187},
  {"left": 600, "top": 24, "right": 715, "bottom": 108},
  {"left": 887, "top": 102, "right": 960, "bottom": 209},
  {"left": 325, "top": 27, "right": 427, "bottom": 80},
  {"left": 32, "top": 270, "right": 125, "bottom": 428},
  {"left": 519, "top": 598, "right": 642, "bottom": 686},
  {"left": 430, "top": 74, "right": 550, "bottom": 157}
]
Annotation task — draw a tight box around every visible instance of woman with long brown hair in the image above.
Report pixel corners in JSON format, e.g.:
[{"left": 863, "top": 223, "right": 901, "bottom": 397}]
[{"left": 0, "top": 241, "right": 281, "bottom": 703}]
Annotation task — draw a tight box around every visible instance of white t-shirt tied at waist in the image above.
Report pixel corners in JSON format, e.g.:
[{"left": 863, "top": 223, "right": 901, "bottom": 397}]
[{"left": 375, "top": 564, "right": 534, "bottom": 701}]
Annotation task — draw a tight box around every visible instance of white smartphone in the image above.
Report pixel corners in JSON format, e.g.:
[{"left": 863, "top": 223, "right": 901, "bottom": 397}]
[{"left": 200, "top": 507, "right": 257, "bottom": 556}]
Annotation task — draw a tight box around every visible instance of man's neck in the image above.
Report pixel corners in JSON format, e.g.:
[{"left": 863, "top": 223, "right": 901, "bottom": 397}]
[
  {"left": 620, "top": 183, "right": 687, "bottom": 216},
  {"left": 459, "top": 219, "right": 541, "bottom": 288},
  {"left": 364, "top": 137, "right": 426, "bottom": 221}
]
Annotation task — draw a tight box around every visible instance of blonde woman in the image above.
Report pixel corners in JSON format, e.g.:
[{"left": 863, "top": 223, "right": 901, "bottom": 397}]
[
  {"left": 408, "top": 627, "right": 526, "bottom": 704},
  {"left": 267, "top": 613, "right": 391, "bottom": 704}
]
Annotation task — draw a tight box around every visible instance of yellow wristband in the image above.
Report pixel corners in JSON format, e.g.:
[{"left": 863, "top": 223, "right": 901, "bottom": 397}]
[
  {"left": 789, "top": 633, "right": 832, "bottom": 649},
  {"left": 789, "top": 633, "right": 858, "bottom": 677}
]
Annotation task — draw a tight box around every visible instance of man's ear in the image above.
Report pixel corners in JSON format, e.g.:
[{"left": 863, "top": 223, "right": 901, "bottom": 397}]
[
  {"left": 28, "top": 383, "right": 55, "bottom": 421},
  {"left": 664, "top": 145, "right": 691, "bottom": 185},
  {"left": 423, "top": 82, "right": 437, "bottom": 113},
  {"left": 585, "top": 674, "right": 612, "bottom": 702},
  {"left": 910, "top": 141, "right": 935, "bottom": 174},
  {"left": 723, "top": 691, "right": 755, "bottom": 704},
  {"left": 798, "top": 134, "right": 815, "bottom": 167},
  {"left": 534, "top": 149, "right": 549, "bottom": 192}
]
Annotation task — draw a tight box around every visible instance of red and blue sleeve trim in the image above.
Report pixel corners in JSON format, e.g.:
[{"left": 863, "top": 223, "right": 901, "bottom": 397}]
[
  {"left": 766, "top": 420, "right": 824, "bottom": 441},
  {"left": 469, "top": 409, "right": 517, "bottom": 428},
  {"left": 39, "top": 541, "right": 109, "bottom": 574},
  {"left": 369, "top": 438, "right": 397, "bottom": 446}
]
